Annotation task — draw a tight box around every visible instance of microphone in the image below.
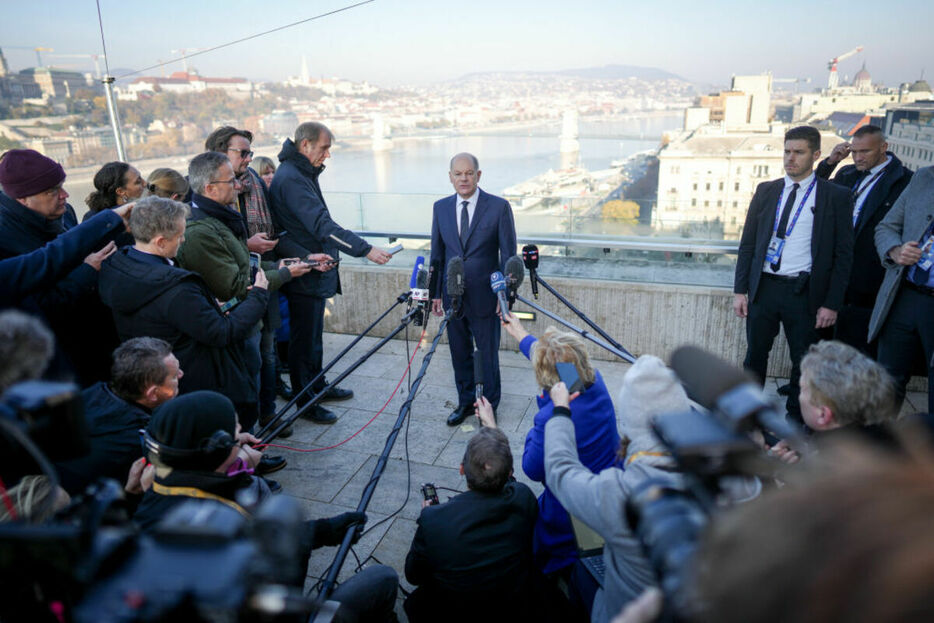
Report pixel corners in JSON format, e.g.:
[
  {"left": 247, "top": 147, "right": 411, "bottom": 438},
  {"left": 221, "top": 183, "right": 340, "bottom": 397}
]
[
  {"left": 413, "top": 266, "right": 429, "bottom": 326},
  {"left": 409, "top": 255, "right": 425, "bottom": 291},
  {"left": 669, "top": 346, "right": 802, "bottom": 442},
  {"left": 522, "top": 244, "right": 539, "bottom": 299},
  {"left": 490, "top": 271, "right": 511, "bottom": 321},
  {"left": 473, "top": 350, "right": 483, "bottom": 403},
  {"left": 446, "top": 256, "right": 465, "bottom": 316},
  {"left": 504, "top": 255, "right": 525, "bottom": 309}
]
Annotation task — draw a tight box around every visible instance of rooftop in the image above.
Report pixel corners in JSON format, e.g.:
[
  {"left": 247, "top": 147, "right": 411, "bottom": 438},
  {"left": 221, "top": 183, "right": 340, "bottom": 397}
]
[{"left": 277, "top": 331, "right": 928, "bottom": 618}]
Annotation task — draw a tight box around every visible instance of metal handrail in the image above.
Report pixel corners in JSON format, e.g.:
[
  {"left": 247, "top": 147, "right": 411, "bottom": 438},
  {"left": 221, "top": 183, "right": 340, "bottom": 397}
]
[{"left": 353, "top": 231, "right": 739, "bottom": 255}]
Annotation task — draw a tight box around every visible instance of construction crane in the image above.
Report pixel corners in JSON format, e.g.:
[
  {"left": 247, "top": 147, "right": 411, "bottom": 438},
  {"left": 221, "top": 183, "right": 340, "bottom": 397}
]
[
  {"left": 4, "top": 45, "right": 54, "bottom": 67},
  {"left": 170, "top": 48, "right": 206, "bottom": 74},
  {"left": 773, "top": 77, "right": 811, "bottom": 94},
  {"left": 827, "top": 46, "right": 863, "bottom": 90},
  {"left": 48, "top": 53, "right": 106, "bottom": 78}
]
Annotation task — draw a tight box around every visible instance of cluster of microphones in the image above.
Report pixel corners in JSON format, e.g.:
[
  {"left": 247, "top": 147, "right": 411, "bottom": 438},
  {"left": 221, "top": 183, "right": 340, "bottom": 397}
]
[{"left": 407, "top": 245, "right": 543, "bottom": 326}]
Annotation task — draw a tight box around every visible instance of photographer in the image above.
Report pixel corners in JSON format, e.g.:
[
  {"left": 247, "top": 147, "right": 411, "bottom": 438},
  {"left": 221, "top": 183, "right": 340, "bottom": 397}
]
[
  {"left": 501, "top": 314, "right": 620, "bottom": 579},
  {"left": 404, "top": 427, "right": 541, "bottom": 622},
  {"left": 544, "top": 356, "right": 691, "bottom": 623},
  {"left": 135, "top": 390, "right": 398, "bottom": 622},
  {"left": 54, "top": 337, "right": 182, "bottom": 496}
]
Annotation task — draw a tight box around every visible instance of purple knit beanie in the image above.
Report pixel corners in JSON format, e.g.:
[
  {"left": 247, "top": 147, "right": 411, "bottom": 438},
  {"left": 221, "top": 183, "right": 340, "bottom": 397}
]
[{"left": 0, "top": 149, "right": 66, "bottom": 198}]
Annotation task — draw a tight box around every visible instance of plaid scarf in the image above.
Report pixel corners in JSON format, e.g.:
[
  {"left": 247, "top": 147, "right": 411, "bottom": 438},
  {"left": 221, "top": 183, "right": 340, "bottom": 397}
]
[{"left": 237, "top": 168, "right": 274, "bottom": 237}]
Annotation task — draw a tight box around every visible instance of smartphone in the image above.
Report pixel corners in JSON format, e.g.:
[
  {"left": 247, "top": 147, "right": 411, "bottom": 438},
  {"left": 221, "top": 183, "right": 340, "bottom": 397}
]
[
  {"left": 249, "top": 252, "right": 261, "bottom": 281},
  {"left": 555, "top": 362, "right": 583, "bottom": 394},
  {"left": 269, "top": 230, "right": 287, "bottom": 240},
  {"left": 387, "top": 243, "right": 404, "bottom": 255}
]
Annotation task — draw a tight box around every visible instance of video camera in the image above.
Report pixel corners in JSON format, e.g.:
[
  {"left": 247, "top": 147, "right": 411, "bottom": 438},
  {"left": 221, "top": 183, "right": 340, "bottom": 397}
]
[
  {"left": 623, "top": 346, "right": 806, "bottom": 622},
  {"left": 0, "top": 381, "right": 338, "bottom": 622}
]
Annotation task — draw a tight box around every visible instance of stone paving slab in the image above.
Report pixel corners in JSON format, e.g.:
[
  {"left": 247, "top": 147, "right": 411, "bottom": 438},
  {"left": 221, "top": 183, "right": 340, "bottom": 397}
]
[{"left": 274, "top": 331, "right": 928, "bottom": 620}]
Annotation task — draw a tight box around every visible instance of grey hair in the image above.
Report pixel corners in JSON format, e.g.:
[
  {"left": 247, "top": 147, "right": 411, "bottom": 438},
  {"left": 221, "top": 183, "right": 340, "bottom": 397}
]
[
  {"left": 461, "top": 427, "right": 512, "bottom": 492},
  {"left": 294, "top": 122, "right": 333, "bottom": 146},
  {"left": 110, "top": 337, "right": 174, "bottom": 402},
  {"left": 450, "top": 152, "right": 479, "bottom": 171},
  {"left": 0, "top": 311, "right": 54, "bottom": 393},
  {"left": 188, "top": 151, "right": 230, "bottom": 194},
  {"left": 129, "top": 196, "right": 189, "bottom": 243}
]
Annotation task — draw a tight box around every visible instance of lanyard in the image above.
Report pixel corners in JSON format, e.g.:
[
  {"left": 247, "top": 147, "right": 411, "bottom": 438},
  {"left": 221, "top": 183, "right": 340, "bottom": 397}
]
[
  {"left": 152, "top": 481, "right": 250, "bottom": 518},
  {"left": 773, "top": 177, "right": 817, "bottom": 239},
  {"left": 852, "top": 168, "right": 887, "bottom": 226}
]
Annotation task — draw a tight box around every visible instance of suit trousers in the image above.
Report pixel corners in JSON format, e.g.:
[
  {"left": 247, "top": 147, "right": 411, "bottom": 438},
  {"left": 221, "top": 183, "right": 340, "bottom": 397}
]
[
  {"left": 744, "top": 274, "right": 818, "bottom": 421},
  {"left": 287, "top": 293, "right": 327, "bottom": 403},
  {"left": 877, "top": 286, "right": 934, "bottom": 414},
  {"left": 446, "top": 310, "right": 502, "bottom": 410},
  {"left": 834, "top": 303, "right": 877, "bottom": 358}
]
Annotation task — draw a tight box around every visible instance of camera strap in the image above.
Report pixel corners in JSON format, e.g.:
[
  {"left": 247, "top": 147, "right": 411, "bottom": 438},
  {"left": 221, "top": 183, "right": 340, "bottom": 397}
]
[
  {"left": 626, "top": 451, "right": 670, "bottom": 466},
  {"left": 152, "top": 482, "right": 250, "bottom": 518}
]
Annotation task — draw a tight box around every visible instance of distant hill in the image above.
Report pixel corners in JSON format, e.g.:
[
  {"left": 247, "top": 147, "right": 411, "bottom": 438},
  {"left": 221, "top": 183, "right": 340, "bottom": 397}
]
[
  {"left": 558, "top": 64, "right": 685, "bottom": 81},
  {"left": 457, "top": 64, "right": 687, "bottom": 83}
]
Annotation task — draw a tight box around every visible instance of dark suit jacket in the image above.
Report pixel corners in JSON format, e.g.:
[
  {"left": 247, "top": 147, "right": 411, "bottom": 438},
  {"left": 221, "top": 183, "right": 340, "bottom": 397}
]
[
  {"left": 404, "top": 482, "right": 538, "bottom": 621},
  {"left": 429, "top": 189, "right": 517, "bottom": 318},
  {"left": 734, "top": 176, "right": 854, "bottom": 314},
  {"left": 816, "top": 153, "right": 913, "bottom": 306}
]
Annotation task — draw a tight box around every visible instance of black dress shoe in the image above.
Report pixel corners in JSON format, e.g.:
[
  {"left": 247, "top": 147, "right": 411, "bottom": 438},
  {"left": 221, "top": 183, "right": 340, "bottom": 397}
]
[
  {"left": 321, "top": 385, "right": 354, "bottom": 401},
  {"left": 446, "top": 404, "right": 476, "bottom": 427},
  {"left": 276, "top": 377, "right": 293, "bottom": 400},
  {"left": 256, "top": 454, "right": 287, "bottom": 475},
  {"left": 259, "top": 413, "right": 292, "bottom": 438},
  {"left": 262, "top": 477, "right": 282, "bottom": 494},
  {"left": 302, "top": 405, "right": 338, "bottom": 424},
  {"left": 777, "top": 383, "right": 792, "bottom": 396}
]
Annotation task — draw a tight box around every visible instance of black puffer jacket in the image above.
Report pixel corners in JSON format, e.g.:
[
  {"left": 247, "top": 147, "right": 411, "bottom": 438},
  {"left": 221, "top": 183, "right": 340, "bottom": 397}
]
[{"left": 99, "top": 248, "right": 268, "bottom": 403}]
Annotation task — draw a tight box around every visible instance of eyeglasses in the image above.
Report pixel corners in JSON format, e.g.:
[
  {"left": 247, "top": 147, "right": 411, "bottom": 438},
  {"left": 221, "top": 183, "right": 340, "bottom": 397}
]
[
  {"left": 209, "top": 178, "right": 237, "bottom": 186},
  {"left": 228, "top": 148, "right": 253, "bottom": 159}
]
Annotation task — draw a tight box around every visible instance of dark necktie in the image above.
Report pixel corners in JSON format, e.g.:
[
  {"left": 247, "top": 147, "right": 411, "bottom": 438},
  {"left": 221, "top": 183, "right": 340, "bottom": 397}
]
[
  {"left": 459, "top": 200, "right": 470, "bottom": 247},
  {"left": 771, "top": 183, "right": 799, "bottom": 271}
]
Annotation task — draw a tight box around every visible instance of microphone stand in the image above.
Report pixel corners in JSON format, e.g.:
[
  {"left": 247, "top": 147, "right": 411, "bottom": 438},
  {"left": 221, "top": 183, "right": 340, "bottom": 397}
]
[
  {"left": 533, "top": 273, "right": 630, "bottom": 355},
  {"left": 259, "top": 300, "right": 419, "bottom": 445},
  {"left": 516, "top": 294, "right": 635, "bottom": 363},
  {"left": 313, "top": 310, "right": 452, "bottom": 612}
]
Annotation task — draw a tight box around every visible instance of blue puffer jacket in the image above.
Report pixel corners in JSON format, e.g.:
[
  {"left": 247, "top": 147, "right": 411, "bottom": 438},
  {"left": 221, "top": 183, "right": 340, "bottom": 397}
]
[{"left": 520, "top": 335, "right": 621, "bottom": 574}]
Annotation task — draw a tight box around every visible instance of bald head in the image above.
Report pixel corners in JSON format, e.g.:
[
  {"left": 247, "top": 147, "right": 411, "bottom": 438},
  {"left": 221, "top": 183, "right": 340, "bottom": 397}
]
[{"left": 449, "top": 153, "right": 481, "bottom": 199}]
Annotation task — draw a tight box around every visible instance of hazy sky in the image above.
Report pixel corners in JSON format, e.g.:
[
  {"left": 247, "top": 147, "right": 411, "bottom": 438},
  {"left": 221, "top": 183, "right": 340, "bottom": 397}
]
[{"left": 2, "top": 0, "right": 931, "bottom": 88}]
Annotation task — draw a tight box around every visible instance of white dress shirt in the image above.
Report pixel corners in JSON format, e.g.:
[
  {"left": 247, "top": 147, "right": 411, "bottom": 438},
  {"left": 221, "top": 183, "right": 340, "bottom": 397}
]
[
  {"left": 455, "top": 189, "right": 479, "bottom": 237},
  {"left": 764, "top": 172, "right": 816, "bottom": 276}
]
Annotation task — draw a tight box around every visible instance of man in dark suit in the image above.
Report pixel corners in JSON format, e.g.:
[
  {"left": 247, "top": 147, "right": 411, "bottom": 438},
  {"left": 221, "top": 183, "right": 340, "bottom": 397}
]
[
  {"left": 269, "top": 122, "right": 393, "bottom": 424},
  {"left": 815, "top": 125, "right": 912, "bottom": 356},
  {"left": 404, "top": 427, "right": 539, "bottom": 622},
  {"left": 430, "top": 153, "right": 517, "bottom": 426},
  {"left": 734, "top": 126, "right": 854, "bottom": 423}
]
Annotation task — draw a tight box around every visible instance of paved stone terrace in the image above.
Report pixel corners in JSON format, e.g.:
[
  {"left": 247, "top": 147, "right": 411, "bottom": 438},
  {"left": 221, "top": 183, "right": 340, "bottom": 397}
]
[{"left": 276, "top": 331, "right": 929, "bottom": 619}]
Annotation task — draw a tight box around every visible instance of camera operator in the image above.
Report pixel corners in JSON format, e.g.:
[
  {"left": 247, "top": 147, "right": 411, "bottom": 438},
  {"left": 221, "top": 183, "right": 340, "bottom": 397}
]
[
  {"left": 543, "top": 356, "right": 692, "bottom": 623},
  {"left": 135, "top": 390, "right": 398, "bottom": 622},
  {"left": 404, "top": 426, "right": 544, "bottom": 622},
  {"left": 769, "top": 340, "right": 898, "bottom": 464},
  {"left": 54, "top": 337, "right": 182, "bottom": 496}
]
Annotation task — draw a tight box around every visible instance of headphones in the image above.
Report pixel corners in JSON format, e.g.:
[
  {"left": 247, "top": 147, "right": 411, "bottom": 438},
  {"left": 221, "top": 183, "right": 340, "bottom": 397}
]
[{"left": 142, "top": 428, "right": 236, "bottom": 469}]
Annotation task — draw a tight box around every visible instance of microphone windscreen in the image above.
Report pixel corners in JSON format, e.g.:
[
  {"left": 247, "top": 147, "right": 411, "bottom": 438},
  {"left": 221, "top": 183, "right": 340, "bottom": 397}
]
[
  {"left": 446, "top": 256, "right": 465, "bottom": 297},
  {"left": 522, "top": 244, "right": 539, "bottom": 270},
  {"left": 669, "top": 346, "right": 755, "bottom": 411},
  {"left": 409, "top": 255, "right": 425, "bottom": 289},
  {"left": 428, "top": 260, "right": 441, "bottom": 299},
  {"left": 505, "top": 255, "right": 525, "bottom": 287},
  {"left": 415, "top": 267, "right": 429, "bottom": 289},
  {"left": 490, "top": 271, "right": 507, "bottom": 293}
]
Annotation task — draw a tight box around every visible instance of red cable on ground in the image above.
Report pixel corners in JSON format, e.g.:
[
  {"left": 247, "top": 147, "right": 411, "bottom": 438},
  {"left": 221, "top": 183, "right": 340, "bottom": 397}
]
[
  {"left": 0, "top": 474, "right": 19, "bottom": 520},
  {"left": 258, "top": 327, "right": 428, "bottom": 454}
]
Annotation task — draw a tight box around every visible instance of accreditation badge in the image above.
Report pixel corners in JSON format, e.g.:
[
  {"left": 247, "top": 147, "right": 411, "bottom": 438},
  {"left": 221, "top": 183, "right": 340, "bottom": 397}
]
[
  {"left": 919, "top": 235, "right": 934, "bottom": 271},
  {"left": 765, "top": 236, "right": 785, "bottom": 265}
]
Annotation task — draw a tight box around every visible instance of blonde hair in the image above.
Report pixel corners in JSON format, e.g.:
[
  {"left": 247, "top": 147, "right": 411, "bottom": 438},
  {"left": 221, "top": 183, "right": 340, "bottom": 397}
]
[
  {"left": 251, "top": 156, "right": 276, "bottom": 177},
  {"left": 0, "top": 476, "right": 67, "bottom": 523},
  {"left": 145, "top": 168, "right": 189, "bottom": 199},
  {"left": 531, "top": 326, "right": 596, "bottom": 390}
]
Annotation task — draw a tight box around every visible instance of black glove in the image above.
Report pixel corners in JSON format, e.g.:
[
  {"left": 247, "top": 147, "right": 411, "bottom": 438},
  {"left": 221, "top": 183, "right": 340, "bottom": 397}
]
[{"left": 309, "top": 511, "right": 367, "bottom": 549}]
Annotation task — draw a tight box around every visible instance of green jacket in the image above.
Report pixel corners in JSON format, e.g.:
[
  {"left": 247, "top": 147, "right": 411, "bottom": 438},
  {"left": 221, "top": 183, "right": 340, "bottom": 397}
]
[{"left": 176, "top": 215, "right": 291, "bottom": 303}]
